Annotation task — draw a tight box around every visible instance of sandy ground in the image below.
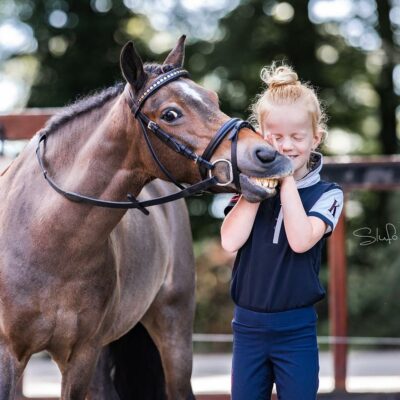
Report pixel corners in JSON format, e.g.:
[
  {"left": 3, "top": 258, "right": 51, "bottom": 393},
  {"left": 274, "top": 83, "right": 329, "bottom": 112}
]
[{"left": 22, "top": 350, "right": 400, "bottom": 396}]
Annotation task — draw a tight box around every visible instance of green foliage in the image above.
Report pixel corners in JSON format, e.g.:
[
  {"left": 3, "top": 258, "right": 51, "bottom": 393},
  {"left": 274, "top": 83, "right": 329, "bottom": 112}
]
[
  {"left": 12, "top": 0, "right": 156, "bottom": 107},
  {"left": 345, "top": 190, "right": 400, "bottom": 339},
  {"left": 193, "top": 238, "right": 235, "bottom": 336}
]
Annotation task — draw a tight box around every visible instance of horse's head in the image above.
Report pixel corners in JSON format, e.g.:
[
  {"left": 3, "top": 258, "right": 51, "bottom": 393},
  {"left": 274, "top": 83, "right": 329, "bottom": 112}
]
[{"left": 120, "top": 36, "right": 292, "bottom": 202}]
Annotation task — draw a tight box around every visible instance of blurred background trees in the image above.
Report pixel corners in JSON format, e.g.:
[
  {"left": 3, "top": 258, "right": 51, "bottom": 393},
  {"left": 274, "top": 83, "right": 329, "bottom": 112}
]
[{"left": 1, "top": 0, "right": 399, "bottom": 343}]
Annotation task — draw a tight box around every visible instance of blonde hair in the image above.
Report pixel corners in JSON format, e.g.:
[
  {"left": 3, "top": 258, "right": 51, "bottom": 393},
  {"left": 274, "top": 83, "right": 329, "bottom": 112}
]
[{"left": 249, "top": 63, "right": 328, "bottom": 146}]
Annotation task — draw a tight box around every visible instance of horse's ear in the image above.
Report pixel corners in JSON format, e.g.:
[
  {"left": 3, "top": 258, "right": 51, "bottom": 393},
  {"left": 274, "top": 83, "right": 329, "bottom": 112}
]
[
  {"left": 120, "top": 41, "right": 147, "bottom": 92},
  {"left": 163, "top": 35, "right": 186, "bottom": 68}
]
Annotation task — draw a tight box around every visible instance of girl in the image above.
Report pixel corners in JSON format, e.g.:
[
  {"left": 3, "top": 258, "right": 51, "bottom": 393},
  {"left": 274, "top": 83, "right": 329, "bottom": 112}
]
[{"left": 221, "top": 64, "right": 343, "bottom": 400}]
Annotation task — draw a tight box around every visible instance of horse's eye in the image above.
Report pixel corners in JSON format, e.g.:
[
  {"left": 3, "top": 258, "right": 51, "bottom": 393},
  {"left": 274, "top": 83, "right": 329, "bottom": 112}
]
[{"left": 161, "top": 109, "right": 181, "bottom": 122}]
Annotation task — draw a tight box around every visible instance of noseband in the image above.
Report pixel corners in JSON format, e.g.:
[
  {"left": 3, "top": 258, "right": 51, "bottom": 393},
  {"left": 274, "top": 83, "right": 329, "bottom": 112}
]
[{"left": 36, "top": 68, "right": 254, "bottom": 214}]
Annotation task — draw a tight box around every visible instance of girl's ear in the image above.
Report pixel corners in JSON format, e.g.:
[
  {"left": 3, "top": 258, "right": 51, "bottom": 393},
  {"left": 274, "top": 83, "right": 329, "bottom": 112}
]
[{"left": 312, "top": 130, "right": 323, "bottom": 150}]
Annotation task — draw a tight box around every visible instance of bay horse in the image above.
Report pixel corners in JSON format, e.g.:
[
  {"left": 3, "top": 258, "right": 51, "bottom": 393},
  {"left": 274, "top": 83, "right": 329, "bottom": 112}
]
[{"left": 0, "top": 36, "right": 291, "bottom": 399}]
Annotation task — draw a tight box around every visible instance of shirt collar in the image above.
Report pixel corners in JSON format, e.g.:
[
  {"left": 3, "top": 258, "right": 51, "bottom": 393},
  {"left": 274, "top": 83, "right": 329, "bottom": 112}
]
[{"left": 295, "top": 151, "right": 323, "bottom": 189}]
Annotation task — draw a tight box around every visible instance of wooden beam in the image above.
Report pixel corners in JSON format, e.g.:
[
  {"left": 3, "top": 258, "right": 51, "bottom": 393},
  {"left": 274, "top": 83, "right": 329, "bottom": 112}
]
[
  {"left": 0, "top": 109, "right": 58, "bottom": 140},
  {"left": 322, "top": 155, "right": 400, "bottom": 189},
  {"left": 1, "top": 111, "right": 400, "bottom": 189}
]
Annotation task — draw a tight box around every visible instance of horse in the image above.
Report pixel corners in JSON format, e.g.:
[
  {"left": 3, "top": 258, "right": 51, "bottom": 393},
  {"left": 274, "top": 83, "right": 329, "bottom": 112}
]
[{"left": 0, "top": 36, "right": 292, "bottom": 399}]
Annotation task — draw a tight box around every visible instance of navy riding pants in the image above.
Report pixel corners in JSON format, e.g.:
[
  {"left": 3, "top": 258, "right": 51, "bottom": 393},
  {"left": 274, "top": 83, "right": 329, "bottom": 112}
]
[{"left": 231, "top": 305, "right": 319, "bottom": 400}]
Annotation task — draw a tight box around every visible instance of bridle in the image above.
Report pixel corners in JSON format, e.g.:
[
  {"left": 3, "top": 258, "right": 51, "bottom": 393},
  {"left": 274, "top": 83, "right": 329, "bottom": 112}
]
[{"left": 36, "top": 67, "right": 255, "bottom": 215}]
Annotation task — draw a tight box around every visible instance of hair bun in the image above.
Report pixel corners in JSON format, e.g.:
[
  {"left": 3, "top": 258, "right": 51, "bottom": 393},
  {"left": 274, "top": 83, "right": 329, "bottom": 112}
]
[{"left": 260, "top": 64, "right": 299, "bottom": 88}]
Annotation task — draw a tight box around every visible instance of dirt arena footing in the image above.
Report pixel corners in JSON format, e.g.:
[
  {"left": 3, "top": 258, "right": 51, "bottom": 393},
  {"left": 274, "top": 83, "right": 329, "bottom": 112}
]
[{"left": 196, "top": 394, "right": 400, "bottom": 400}]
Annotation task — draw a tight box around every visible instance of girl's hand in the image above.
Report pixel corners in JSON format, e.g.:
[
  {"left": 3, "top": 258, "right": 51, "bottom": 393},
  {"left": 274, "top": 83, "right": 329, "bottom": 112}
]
[
  {"left": 264, "top": 133, "right": 275, "bottom": 148},
  {"left": 265, "top": 133, "right": 284, "bottom": 154},
  {"left": 266, "top": 135, "right": 294, "bottom": 183},
  {"left": 264, "top": 133, "right": 293, "bottom": 183}
]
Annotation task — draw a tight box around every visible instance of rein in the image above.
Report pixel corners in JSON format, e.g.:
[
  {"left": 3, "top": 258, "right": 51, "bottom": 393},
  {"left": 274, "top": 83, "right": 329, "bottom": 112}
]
[{"left": 36, "top": 68, "right": 254, "bottom": 214}]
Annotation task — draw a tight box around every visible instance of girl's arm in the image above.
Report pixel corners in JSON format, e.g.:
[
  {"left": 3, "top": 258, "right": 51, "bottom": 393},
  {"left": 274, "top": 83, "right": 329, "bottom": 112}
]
[
  {"left": 280, "top": 176, "right": 327, "bottom": 253},
  {"left": 220, "top": 196, "right": 260, "bottom": 252}
]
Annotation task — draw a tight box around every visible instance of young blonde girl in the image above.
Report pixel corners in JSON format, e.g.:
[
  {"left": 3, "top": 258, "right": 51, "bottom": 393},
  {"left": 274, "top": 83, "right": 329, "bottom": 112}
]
[{"left": 221, "top": 64, "right": 343, "bottom": 400}]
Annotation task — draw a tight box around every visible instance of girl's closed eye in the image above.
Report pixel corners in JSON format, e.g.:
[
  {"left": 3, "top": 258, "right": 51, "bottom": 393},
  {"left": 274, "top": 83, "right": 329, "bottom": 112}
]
[{"left": 292, "top": 134, "right": 304, "bottom": 142}]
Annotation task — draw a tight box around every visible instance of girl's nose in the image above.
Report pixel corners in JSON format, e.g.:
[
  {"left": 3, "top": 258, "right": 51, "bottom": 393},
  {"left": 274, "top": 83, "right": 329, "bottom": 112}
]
[{"left": 281, "top": 137, "right": 293, "bottom": 151}]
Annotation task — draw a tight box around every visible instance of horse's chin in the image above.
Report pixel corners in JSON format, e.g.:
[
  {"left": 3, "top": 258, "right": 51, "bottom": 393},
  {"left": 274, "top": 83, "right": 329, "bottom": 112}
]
[{"left": 239, "top": 174, "right": 279, "bottom": 202}]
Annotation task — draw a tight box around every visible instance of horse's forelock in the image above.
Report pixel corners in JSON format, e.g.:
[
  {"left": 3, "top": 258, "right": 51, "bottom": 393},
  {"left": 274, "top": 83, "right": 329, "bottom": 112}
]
[{"left": 143, "top": 63, "right": 176, "bottom": 76}]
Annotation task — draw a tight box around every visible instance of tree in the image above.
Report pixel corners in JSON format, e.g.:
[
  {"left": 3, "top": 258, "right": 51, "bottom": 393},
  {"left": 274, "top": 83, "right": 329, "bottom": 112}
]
[
  {"left": 376, "top": 0, "right": 399, "bottom": 154},
  {"left": 10, "top": 0, "right": 156, "bottom": 107}
]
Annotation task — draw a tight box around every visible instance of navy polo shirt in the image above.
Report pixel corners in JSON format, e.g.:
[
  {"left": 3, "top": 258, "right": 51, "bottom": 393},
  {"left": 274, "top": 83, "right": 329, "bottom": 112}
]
[{"left": 224, "top": 153, "right": 343, "bottom": 313}]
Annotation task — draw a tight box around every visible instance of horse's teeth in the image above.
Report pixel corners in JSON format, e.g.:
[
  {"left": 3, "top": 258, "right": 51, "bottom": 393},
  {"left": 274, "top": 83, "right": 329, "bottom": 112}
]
[{"left": 250, "top": 177, "right": 278, "bottom": 189}]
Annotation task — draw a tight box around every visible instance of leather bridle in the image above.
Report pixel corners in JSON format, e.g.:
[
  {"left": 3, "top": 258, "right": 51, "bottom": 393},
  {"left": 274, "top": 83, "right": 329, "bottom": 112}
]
[{"left": 36, "top": 67, "right": 255, "bottom": 214}]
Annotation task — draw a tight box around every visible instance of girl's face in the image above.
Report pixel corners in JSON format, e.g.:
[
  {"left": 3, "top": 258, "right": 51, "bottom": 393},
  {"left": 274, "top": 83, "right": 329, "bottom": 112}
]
[{"left": 261, "top": 101, "right": 321, "bottom": 180}]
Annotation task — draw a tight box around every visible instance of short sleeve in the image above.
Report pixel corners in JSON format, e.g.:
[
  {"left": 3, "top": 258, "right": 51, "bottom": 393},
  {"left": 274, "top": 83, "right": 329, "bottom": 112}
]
[
  {"left": 224, "top": 194, "right": 240, "bottom": 216},
  {"left": 308, "top": 188, "right": 344, "bottom": 238}
]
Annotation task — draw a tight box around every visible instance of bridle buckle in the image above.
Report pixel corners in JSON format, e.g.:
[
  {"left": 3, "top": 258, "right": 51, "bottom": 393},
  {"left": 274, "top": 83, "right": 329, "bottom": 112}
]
[
  {"left": 147, "top": 121, "right": 157, "bottom": 132},
  {"left": 208, "top": 159, "right": 234, "bottom": 186}
]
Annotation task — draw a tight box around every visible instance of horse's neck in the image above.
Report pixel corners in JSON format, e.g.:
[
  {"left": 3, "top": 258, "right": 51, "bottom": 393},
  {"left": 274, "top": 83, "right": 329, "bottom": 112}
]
[
  {"left": 34, "top": 93, "right": 149, "bottom": 245},
  {"left": 52, "top": 97, "right": 136, "bottom": 194}
]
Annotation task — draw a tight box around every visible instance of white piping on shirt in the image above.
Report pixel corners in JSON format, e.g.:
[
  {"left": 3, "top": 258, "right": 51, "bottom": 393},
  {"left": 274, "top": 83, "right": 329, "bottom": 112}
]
[
  {"left": 273, "top": 207, "right": 284, "bottom": 244},
  {"left": 272, "top": 152, "right": 323, "bottom": 244}
]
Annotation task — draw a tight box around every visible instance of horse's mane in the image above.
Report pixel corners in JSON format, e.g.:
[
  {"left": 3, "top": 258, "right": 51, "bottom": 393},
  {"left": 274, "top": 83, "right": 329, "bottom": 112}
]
[
  {"left": 41, "top": 63, "right": 176, "bottom": 138},
  {"left": 41, "top": 83, "right": 125, "bottom": 137}
]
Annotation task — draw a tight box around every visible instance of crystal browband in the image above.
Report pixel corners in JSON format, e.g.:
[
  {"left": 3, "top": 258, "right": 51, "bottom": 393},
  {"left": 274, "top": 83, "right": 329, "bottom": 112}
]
[{"left": 134, "top": 69, "right": 189, "bottom": 113}]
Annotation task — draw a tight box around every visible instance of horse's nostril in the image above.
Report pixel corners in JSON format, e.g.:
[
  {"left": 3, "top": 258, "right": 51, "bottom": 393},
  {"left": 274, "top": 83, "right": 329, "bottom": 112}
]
[{"left": 255, "top": 147, "right": 277, "bottom": 163}]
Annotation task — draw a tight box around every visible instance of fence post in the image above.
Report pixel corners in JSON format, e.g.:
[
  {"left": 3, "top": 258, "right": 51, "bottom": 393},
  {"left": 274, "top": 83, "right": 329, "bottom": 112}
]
[{"left": 328, "top": 201, "right": 348, "bottom": 392}]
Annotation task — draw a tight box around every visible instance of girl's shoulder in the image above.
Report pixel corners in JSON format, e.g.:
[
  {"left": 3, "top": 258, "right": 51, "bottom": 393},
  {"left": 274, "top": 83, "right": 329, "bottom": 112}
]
[
  {"left": 299, "top": 180, "right": 343, "bottom": 213},
  {"left": 316, "top": 180, "right": 343, "bottom": 195},
  {"left": 308, "top": 181, "right": 344, "bottom": 237}
]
